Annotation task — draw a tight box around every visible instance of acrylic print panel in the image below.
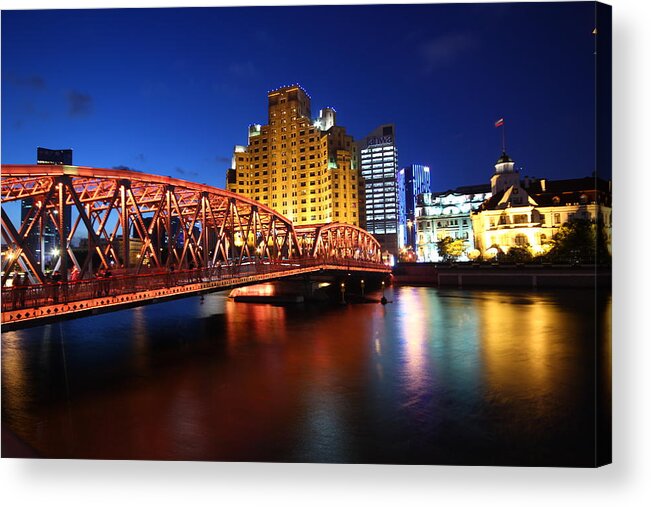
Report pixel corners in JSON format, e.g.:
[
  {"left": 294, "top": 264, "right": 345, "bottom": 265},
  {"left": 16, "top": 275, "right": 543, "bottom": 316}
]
[{"left": 1, "top": 2, "right": 611, "bottom": 466}]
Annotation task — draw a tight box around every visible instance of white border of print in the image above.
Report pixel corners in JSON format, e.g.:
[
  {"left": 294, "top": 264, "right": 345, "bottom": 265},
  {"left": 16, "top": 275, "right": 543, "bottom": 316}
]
[{"left": 1, "top": 1, "right": 649, "bottom": 506}]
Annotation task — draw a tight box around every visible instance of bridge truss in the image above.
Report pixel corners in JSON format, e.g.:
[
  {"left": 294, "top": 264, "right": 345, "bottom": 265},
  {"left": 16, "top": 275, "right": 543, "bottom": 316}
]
[{"left": 1, "top": 165, "right": 384, "bottom": 286}]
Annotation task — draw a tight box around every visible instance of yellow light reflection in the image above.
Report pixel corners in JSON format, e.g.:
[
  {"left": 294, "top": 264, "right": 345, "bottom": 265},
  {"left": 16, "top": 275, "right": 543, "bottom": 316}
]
[
  {"left": 477, "top": 293, "right": 578, "bottom": 414},
  {"left": 1, "top": 332, "right": 29, "bottom": 418}
]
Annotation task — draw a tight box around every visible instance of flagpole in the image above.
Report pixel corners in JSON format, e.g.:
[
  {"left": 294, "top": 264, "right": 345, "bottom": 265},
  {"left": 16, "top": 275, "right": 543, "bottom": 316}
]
[{"left": 495, "top": 118, "right": 506, "bottom": 153}]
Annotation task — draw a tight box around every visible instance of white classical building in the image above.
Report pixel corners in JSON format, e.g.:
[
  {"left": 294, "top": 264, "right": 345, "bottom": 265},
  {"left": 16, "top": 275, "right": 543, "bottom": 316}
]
[
  {"left": 471, "top": 152, "right": 612, "bottom": 257},
  {"left": 415, "top": 184, "right": 492, "bottom": 262}
]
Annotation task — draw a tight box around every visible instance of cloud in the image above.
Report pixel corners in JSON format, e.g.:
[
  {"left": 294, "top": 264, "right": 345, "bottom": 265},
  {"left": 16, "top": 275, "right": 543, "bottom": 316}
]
[
  {"left": 420, "top": 33, "right": 479, "bottom": 73},
  {"left": 135, "top": 153, "right": 146, "bottom": 163},
  {"left": 215, "top": 155, "right": 231, "bottom": 165},
  {"left": 67, "top": 90, "right": 93, "bottom": 117},
  {"left": 5, "top": 73, "right": 46, "bottom": 89}
]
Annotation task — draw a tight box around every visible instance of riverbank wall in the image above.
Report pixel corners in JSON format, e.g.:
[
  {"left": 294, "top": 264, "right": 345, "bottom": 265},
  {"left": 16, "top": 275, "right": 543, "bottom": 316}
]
[{"left": 392, "top": 262, "right": 611, "bottom": 289}]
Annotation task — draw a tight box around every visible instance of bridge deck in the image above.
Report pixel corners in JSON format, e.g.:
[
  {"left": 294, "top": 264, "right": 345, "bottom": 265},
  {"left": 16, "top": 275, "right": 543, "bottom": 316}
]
[{"left": 2, "top": 259, "right": 389, "bottom": 330}]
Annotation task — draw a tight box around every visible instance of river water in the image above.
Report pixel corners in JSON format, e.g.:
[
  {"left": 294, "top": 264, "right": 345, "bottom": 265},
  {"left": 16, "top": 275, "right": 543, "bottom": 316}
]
[{"left": 1, "top": 286, "right": 611, "bottom": 466}]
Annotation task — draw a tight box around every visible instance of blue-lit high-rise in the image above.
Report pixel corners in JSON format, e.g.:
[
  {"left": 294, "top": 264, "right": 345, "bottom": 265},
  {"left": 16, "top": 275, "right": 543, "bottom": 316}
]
[{"left": 398, "top": 164, "right": 431, "bottom": 249}]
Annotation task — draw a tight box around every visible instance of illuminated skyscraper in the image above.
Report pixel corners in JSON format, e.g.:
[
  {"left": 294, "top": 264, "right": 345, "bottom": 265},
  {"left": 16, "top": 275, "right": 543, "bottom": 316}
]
[
  {"left": 226, "top": 85, "right": 359, "bottom": 226},
  {"left": 357, "top": 124, "right": 399, "bottom": 257},
  {"left": 397, "top": 163, "right": 431, "bottom": 249}
]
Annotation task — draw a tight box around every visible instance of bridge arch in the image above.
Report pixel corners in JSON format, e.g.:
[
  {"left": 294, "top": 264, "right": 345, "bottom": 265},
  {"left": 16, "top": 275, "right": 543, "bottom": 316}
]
[
  {"left": 295, "top": 222, "right": 382, "bottom": 263},
  {"left": 1, "top": 165, "right": 305, "bottom": 284}
]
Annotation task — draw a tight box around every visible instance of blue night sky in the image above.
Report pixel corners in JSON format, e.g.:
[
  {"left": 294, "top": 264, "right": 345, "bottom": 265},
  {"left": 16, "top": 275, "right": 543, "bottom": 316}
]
[{"left": 2, "top": 2, "right": 602, "bottom": 193}]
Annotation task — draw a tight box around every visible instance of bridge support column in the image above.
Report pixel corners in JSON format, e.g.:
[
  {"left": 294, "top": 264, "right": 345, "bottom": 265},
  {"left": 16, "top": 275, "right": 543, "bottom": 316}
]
[
  {"left": 56, "top": 177, "right": 69, "bottom": 281},
  {"left": 119, "top": 180, "right": 131, "bottom": 270}
]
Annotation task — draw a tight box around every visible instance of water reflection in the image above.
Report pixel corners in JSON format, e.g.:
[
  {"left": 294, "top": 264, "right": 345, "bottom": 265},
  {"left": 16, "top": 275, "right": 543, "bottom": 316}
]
[
  {"left": 395, "top": 287, "right": 430, "bottom": 399},
  {"left": 225, "top": 298, "right": 288, "bottom": 349},
  {"left": 130, "top": 307, "right": 149, "bottom": 374},
  {"left": 1, "top": 287, "right": 610, "bottom": 465}
]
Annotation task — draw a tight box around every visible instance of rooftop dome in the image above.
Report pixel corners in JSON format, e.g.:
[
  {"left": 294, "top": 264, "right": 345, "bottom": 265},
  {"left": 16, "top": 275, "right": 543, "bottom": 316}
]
[{"left": 496, "top": 151, "right": 514, "bottom": 165}]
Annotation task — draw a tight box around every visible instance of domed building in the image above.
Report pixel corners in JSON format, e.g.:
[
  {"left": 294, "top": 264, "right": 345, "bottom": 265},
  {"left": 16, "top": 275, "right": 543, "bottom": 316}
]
[{"left": 471, "top": 152, "right": 612, "bottom": 258}]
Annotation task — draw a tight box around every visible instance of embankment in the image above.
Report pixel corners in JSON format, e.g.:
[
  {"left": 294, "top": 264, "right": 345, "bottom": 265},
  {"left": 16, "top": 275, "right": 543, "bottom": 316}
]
[{"left": 392, "top": 262, "right": 611, "bottom": 289}]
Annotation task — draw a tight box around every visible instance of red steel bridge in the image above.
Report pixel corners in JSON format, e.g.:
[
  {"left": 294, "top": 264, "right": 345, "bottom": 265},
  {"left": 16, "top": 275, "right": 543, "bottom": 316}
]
[{"left": 1, "top": 165, "right": 389, "bottom": 329}]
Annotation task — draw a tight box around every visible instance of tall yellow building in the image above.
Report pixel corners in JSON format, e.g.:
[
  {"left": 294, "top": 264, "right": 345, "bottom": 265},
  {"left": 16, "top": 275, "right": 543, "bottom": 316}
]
[{"left": 226, "top": 85, "right": 359, "bottom": 226}]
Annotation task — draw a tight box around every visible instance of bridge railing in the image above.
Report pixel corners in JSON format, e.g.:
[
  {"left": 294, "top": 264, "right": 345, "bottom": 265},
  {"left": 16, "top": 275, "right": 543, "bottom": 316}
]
[{"left": 1, "top": 258, "right": 387, "bottom": 312}]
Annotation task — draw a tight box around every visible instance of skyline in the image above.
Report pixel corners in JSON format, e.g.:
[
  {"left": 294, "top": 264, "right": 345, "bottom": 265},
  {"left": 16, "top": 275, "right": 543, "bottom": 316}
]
[{"left": 2, "top": 3, "right": 608, "bottom": 195}]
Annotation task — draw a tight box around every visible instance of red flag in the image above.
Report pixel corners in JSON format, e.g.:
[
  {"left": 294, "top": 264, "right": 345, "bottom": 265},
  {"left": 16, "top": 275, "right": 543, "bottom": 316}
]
[{"left": 495, "top": 118, "right": 504, "bottom": 128}]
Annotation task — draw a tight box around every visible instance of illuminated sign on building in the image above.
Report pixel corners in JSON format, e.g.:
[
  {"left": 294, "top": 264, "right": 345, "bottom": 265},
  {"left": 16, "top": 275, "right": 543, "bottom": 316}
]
[{"left": 367, "top": 135, "right": 393, "bottom": 146}]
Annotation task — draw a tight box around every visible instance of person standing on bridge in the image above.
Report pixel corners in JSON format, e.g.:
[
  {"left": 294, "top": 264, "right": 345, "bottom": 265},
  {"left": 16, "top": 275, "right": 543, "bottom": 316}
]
[
  {"left": 94, "top": 268, "right": 104, "bottom": 298},
  {"left": 12, "top": 273, "right": 29, "bottom": 310},
  {"left": 167, "top": 264, "right": 175, "bottom": 288},
  {"left": 51, "top": 270, "right": 62, "bottom": 303},
  {"left": 67, "top": 266, "right": 80, "bottom": 299},
  {"left": 188, "top": 260, "right": 198, "bottom": 283},
  {"left": 103, "top": 267, "right": 112, "bottom": 296}
]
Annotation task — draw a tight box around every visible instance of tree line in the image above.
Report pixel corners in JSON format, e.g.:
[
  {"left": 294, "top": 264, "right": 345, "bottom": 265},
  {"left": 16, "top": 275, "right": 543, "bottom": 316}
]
[{"left": 434, "top": 218, "right": 611, "bottom": 265}]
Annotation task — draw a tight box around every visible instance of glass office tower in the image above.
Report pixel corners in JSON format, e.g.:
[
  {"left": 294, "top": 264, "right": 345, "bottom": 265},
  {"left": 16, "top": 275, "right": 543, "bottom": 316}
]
[{"left": 358, "top": 124, "right": 399, "bottom": 259}]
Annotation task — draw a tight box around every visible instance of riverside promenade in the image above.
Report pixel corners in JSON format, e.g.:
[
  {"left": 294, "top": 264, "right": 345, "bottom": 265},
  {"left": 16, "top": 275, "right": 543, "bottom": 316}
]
[{"left": 392, "top": 262, "right": 611, "bottom": 289}]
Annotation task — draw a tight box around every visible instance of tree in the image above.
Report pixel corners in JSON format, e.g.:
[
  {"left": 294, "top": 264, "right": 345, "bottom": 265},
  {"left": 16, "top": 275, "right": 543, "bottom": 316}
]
[
  {"left": 436, "top": 236, "right": 466, "bottom": 262},
  {"left": 467, "top": 249, "right": 481, "bottom": 261},
  {"left": 545, "top": 219, "right": 610, "bottom": 264},
  {"left": 595, "top": 217, "right": 612, "bottom": 264},
  {"left": 497, "top": 246, "right": 533, "bottom": 264}
]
